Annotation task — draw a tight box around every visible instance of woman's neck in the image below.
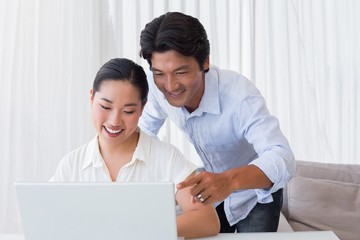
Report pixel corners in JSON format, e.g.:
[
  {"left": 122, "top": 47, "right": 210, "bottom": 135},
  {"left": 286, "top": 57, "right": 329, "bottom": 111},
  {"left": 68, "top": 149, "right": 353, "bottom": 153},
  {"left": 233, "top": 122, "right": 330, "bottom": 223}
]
[{"left": 98, "top": 131, "right": 140, "bottom": 181}]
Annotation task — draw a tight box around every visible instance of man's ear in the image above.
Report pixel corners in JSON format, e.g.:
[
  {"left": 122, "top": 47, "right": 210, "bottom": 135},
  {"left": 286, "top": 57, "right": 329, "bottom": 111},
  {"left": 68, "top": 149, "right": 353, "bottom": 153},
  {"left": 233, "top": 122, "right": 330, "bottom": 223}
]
[{"left": 203, "top": 56, "right": 210, "bottom": 71}]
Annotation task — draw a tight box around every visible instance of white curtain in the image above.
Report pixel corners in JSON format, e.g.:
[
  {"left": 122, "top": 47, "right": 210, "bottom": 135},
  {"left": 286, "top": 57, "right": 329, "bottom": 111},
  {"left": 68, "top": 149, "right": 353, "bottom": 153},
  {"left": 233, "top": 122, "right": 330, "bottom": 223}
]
[
  {"left": 0, "top": 0, "right": 359, "bottom": 233},
  {"left": 252, "top": 0, "right": 360, "bottom": 166}
]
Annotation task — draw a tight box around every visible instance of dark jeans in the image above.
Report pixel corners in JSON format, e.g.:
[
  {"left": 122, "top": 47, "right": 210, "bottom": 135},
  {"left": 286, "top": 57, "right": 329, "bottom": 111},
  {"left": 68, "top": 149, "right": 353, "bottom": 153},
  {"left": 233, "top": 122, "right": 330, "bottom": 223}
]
[{"left": 216, "top": 188, "right": 283, "bottom": 232}]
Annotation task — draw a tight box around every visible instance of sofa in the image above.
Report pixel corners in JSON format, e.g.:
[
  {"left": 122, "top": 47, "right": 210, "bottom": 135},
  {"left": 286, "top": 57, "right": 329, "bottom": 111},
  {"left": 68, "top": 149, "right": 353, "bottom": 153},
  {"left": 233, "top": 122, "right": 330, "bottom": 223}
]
[{"left": 281, "top": 160, "right": 360, "bottom": 240}]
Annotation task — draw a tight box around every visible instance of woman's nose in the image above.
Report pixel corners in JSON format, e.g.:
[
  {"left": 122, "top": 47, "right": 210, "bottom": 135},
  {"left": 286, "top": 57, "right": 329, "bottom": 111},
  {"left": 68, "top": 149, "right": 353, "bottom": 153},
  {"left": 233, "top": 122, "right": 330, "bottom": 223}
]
[{"left": 109, "top": 111, "right": 123, "bottom": 125}]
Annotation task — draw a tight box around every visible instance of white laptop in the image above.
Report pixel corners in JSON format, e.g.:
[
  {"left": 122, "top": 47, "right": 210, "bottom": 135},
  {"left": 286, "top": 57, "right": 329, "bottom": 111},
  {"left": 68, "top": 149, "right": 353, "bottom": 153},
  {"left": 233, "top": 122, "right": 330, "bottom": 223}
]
[{"left": 15, "top": 182, "right": 181, "bottom": 240}]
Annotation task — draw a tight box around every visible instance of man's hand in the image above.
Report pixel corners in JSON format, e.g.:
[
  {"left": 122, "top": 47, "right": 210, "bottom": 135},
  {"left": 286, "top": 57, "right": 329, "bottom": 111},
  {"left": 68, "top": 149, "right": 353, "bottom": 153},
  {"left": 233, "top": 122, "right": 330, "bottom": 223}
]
[
  {"left": 177, "top": 165, "right": 273, "bottom": 205},
  {"left": 176, "top": 171, "right": 234, "bottom": 205}
]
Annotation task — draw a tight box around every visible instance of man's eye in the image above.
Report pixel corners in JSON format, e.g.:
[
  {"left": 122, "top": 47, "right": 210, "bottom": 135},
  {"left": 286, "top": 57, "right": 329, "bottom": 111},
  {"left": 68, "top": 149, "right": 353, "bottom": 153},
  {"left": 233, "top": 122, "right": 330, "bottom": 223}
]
[
  {"left": 101, "top": 105, "right": 110, "bottom": 110},
  {"left": 176, "top": 71, "right": 187, "bottom": 75},
  {"left": 153, "top": 72, "right": 163, "bottom": 76}
]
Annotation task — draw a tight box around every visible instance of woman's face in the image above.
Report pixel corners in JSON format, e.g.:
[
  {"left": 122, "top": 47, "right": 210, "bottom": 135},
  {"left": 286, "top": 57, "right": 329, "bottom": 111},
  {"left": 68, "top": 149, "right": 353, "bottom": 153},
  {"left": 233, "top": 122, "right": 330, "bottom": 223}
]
[{"left": 90, "top": 80, "right": 144, "bottom": 147}]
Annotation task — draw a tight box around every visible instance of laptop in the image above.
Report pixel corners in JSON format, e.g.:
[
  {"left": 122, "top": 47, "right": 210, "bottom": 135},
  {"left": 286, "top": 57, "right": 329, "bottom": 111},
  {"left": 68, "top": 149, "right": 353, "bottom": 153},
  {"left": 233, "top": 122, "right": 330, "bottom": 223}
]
[{"left": 15, "top": 182, "right": 181, "bottom": 240}]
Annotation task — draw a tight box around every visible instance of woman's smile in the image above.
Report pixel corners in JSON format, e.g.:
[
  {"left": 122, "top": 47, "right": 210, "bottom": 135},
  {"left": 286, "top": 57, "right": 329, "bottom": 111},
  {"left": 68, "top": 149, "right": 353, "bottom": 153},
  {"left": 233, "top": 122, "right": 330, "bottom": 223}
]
[{"left": 104, "top": 127, "right": 123, "bottom": 137}]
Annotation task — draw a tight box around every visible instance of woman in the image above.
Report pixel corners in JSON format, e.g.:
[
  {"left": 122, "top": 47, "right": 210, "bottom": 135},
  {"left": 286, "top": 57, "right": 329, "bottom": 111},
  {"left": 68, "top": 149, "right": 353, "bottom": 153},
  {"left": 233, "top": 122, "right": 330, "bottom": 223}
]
[{"left": 50, "top": 58, "right": 220, "bottom": 238}]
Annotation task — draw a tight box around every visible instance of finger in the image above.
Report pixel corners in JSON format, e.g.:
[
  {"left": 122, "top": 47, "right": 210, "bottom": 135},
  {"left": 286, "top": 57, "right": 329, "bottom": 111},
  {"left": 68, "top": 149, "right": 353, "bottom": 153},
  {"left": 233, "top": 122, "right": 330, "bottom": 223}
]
[
  {"left": 176, "top": 175, "right": 200, "bottom": 190},
  {"left": 198, "top": 191, "right": 209, "bottom": 201},
  {"left": 201, "top": 195, "right": 214, "bottom": 205},
  {"left": 189, "top": 174, "right": 210, "bottom": 196},
  {"left": 190, "top": 195, "right": 196, "bottom": 204},
  {"left": 194, "top": 192, "right": 204, "bottom": 204},
  {"left": 195, "top": 192, "right": 212, "bottom": 205},
  {"left": 189, "top": 182, "right": 205, "bottom": 197}
]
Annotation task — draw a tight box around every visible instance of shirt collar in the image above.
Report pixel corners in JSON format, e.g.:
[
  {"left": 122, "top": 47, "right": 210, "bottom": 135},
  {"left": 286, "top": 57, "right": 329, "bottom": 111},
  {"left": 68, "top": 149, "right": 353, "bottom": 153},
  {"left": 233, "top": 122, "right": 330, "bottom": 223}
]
[
  {"left": 192, "top": 67, "right": 221, "bottom": 116},
  {"left": 82, "top": 128, "right": 149, "bottom": 170},
  {"left": 133, "top": 128, "right": 151, "bottom": 163},
  {"left": 82, "top": 136, "right": 103, "bottom": 170}
]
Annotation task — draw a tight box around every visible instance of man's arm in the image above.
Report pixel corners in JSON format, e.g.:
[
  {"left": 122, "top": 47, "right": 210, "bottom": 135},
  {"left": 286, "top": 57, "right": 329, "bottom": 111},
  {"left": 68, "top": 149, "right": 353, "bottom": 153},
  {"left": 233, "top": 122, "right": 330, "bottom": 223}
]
[
  {"left": 177, "top": 94, "right": 295, "bottom": 204},
  {"left": 177, "top": 164, "right": 272, "bottom": 204}
]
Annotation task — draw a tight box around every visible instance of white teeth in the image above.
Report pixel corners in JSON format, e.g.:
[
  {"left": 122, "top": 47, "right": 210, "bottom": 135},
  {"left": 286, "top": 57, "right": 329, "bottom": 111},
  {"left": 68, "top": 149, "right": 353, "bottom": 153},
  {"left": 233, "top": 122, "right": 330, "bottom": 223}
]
[
  {"left": 105, "top": 127, "right": 122, "bottom": 134},
  {"left": 169, "top": 89, "right": 185, "bottom": 97}
]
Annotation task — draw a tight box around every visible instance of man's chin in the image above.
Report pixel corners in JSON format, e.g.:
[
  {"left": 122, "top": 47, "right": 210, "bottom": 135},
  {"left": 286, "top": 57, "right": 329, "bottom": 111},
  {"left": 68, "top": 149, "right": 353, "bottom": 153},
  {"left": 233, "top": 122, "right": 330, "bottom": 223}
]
[{"left": 166, "top": 98, "right": 185, "bottom": 108}]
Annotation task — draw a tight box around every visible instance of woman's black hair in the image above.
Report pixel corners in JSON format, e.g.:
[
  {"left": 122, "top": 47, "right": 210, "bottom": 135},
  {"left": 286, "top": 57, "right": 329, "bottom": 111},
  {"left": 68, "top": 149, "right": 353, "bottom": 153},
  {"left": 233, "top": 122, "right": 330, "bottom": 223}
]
[
  {"left": 92, "top": 58, "right": 148, "bottom": 105},
  {"left": 139, "top": 12, "right": 210, "bottom": 71}
]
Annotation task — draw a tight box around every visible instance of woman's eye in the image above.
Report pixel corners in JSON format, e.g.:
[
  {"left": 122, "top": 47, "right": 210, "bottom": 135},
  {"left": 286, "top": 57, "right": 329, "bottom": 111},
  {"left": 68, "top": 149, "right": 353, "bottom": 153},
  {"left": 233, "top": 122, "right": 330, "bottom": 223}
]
[
  {"left": 100, "top": 105, "right": 110, "bottom": 110},
  {"left": 124, "top": 111, "right": 135, "bottom": 114}
]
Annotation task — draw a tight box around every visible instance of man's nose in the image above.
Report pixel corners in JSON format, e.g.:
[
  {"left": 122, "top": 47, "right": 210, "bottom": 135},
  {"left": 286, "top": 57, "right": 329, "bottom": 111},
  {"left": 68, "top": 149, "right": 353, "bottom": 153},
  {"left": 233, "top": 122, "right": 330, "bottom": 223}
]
[{"left": 165, "top": 75, "right": 178, "bottom": 92}]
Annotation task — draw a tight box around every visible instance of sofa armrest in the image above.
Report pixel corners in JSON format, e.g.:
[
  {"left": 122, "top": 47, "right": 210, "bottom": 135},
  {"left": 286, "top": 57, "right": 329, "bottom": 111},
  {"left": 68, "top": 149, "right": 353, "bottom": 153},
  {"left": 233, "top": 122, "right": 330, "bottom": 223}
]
[{"left": 277, "top": 212, "right": 293, "bottom": 232}]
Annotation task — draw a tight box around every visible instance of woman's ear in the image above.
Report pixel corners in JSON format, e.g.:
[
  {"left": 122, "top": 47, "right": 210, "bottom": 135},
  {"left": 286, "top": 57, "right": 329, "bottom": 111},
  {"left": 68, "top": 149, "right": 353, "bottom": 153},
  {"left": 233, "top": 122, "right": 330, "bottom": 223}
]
[{"left": 90, "top": 89, "right": 94, "bottom": 102}]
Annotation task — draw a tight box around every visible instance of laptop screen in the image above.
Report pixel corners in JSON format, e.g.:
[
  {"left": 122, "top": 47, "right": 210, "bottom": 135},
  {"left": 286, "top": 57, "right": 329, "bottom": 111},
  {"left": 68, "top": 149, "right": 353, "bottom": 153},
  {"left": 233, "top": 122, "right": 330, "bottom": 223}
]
[{"left": 15, "top": 182, "right": 178, "bottom": 240}]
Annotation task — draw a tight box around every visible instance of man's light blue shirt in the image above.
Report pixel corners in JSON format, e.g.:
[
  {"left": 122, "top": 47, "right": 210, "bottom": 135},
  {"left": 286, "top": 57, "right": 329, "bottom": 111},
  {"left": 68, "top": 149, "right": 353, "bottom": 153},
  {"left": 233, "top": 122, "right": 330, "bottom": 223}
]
[{"left": 139, "top": 65, "right": 295, "bottom": 225}]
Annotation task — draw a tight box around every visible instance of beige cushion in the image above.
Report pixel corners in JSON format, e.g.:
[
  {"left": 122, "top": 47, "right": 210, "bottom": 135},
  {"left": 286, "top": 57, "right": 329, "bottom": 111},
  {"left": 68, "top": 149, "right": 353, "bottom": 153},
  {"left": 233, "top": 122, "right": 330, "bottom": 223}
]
[
  {"left": 294, "top": 160, "right": 360, "bottom": 183},
  {"left": 287, "top": 176, "right": 360, "bottom": 240},
  {"left": 282, "top": 161, "right": 360, "bottom": 217}
]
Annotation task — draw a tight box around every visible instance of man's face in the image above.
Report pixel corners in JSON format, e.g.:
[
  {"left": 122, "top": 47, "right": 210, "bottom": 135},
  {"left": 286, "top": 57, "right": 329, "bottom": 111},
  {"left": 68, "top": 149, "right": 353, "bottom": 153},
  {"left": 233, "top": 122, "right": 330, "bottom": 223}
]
[{"left": 151, "top": 50, "right": 209, "bottom": 112}]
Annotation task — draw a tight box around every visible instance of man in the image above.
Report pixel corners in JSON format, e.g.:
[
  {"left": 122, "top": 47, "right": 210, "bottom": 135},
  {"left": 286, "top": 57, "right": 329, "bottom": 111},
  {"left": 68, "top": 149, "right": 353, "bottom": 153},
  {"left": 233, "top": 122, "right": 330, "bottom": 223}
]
[{"left": 138, "top": 12, "right": 295, "bottom": 233}]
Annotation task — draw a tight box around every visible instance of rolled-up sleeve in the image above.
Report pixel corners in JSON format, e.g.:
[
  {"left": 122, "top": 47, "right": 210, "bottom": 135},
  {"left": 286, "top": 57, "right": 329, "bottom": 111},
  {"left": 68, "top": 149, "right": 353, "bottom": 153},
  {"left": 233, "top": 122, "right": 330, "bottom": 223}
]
[{"left": 240, "top": 96, "right": 296, "bottom": 202}]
